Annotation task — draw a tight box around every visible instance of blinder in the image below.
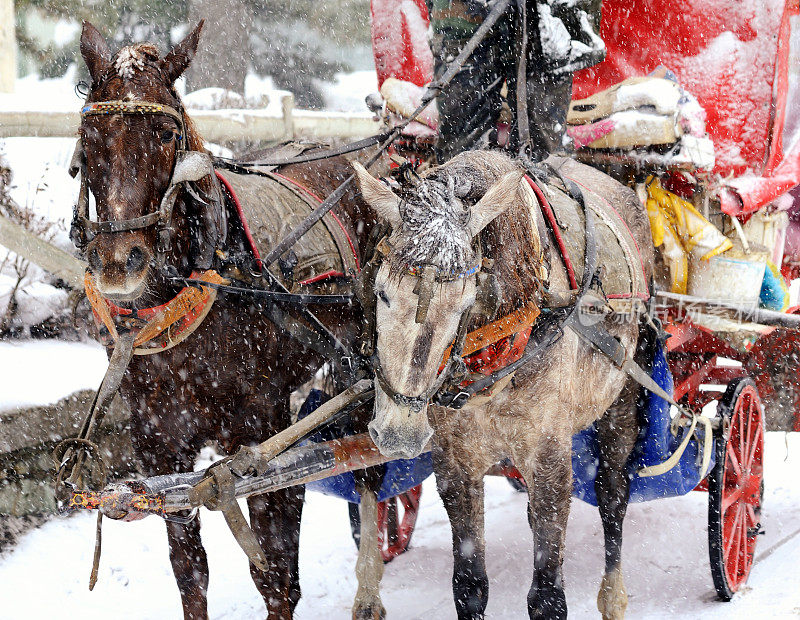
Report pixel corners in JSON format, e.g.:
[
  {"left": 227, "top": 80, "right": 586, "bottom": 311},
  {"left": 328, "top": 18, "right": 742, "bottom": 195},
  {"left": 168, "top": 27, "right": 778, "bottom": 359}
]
[{"left": 71, "top": 98, "right": 220, "bottom": 270}]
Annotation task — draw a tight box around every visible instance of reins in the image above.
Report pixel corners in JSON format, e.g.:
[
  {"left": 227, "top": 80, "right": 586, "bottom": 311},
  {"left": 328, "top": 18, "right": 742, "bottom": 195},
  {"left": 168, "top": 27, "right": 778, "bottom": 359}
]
[{"left": 254, "top": 0, "right": 514, "bottom": 272}]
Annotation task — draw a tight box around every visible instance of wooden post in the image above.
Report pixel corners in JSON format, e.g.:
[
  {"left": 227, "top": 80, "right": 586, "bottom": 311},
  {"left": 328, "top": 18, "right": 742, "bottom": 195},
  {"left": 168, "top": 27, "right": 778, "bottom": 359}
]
[{"left": 0, "top": 0, "right": 16, "bottom": 93}]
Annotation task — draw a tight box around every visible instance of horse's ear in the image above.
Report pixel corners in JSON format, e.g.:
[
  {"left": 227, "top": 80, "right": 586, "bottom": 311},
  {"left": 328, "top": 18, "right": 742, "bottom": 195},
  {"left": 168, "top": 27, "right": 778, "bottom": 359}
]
[
  {"left": 80, "top": 21, "right": 111, "bottom": 83},
  {"left": 161, "top": 20, "right": 204, "bottom": 84},
  {"left": 352, "top": 162, "right": 402, "bottom": 228},
  {"left": 466, "top": 171, "right": 524, "bottom": 238}
]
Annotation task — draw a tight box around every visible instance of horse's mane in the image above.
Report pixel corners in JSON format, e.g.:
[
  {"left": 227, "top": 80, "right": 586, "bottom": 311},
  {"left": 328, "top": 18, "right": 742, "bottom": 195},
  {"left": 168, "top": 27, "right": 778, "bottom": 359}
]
[{"left": 392, "top": 151, "right": 544, "bottom": 318}]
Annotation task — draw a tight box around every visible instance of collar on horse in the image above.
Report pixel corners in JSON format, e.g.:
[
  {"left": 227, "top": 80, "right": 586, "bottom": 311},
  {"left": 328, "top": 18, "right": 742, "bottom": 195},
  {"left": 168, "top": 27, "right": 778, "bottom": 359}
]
[{"left": 84, "top": 268, "right": 226, "bottom": 355}]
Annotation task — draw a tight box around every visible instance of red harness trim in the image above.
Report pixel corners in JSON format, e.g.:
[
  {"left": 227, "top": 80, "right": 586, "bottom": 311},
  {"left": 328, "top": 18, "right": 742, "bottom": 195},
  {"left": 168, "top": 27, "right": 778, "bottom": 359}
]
[
  {"left": 216, "top": 172, "right": 264, "bottom": 270},
  {"left": 525, "top": 175, "right": 578, "bottom": 290},
  {"left": 86, "top": 270, "right": 223, "bottom": 352},
  {"left": 298, "top": 269, "right": 346, "bottom": 285}
]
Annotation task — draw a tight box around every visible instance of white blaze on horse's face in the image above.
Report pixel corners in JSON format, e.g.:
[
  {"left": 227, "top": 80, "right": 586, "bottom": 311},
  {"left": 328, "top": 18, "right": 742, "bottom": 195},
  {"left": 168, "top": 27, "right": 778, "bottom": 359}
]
[{"left": 369, "top": 267, "right": 477, "bottom": 459}]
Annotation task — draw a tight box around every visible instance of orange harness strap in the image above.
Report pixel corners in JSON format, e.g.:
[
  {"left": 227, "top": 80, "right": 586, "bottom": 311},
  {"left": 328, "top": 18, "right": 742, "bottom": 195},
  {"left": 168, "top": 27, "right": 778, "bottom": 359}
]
[
  {"left": 85, "top": 270, "right": 227, "bottom": 354},
  {"left": 442, "top": 301, "right": 541, "bottom": 365}
]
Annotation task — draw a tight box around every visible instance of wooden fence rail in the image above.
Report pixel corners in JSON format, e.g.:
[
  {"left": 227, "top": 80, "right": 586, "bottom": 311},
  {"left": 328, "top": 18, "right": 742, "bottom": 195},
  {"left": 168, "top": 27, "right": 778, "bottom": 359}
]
[{"left": 0, "top": 94, "right": 382, "bottom": 142}]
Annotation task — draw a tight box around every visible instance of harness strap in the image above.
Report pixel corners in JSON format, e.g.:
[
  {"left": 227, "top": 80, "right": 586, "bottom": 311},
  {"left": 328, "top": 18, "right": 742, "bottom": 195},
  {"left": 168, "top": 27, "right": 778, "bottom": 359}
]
[
  {"left": 435, "top": 166, "right": 599, "bottom": 409},
  {"left": 81, "top": 100, "right": 184, "bottom": 127},
  {"left": 52, "top": 330, "right": 136, "bottom": 591},
  {"left": 257, "top": 0, "right": 514, "bottom": 273},
  {"left": 267, "top": 171, "right": 360, "bottom": 274},
  {"left": 213, "top": 133, "right": 392, "bottom": 169},
  {"left": 525, "top": 175, "right": 579, "bottom": 290},
  {"left": 569, "top": 318, "right": 714, "bottom": 479},
  {"left": 441, "top": 301, "right": 541, "bottom": 362},
  {"left": 84, "top": 269, "right": 225, "bottom": 354},
  {"left": 515, "top": 0, "right": 531, "bottom": 155},
  {"left": 81, "top": 211, "right": 162, "bottom": 234},
  {"left": 175, "top": 277, "right": 354, "bottom": 305}
]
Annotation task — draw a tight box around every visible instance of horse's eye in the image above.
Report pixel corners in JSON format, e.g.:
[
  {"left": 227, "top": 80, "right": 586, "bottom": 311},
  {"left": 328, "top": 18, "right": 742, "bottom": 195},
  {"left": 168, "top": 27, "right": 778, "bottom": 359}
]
[
  {"left": 378, "top": 290, "right": 390, "bottom": 306},
  {"left": 160, "top": 129, "right": 174, "bottom": 144}
]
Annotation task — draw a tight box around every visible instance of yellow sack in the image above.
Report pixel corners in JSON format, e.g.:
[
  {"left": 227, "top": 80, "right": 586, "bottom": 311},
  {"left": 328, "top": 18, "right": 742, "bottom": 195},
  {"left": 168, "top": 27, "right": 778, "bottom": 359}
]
[{"left": 646, "top": 178, "right": 732, "bottom": 293}]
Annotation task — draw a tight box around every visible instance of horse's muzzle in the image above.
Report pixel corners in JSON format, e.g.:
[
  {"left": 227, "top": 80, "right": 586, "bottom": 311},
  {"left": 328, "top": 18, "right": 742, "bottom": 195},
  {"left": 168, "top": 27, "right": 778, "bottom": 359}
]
[
  {"left": 86, "top": 232, "right": 152, "bottom": 299},
  {"left": 370, "top": 390, "right": 433, "bottom": 459}
]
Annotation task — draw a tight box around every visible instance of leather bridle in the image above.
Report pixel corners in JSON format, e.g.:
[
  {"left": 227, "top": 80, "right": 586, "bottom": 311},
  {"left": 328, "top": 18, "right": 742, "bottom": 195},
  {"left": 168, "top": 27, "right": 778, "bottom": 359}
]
[
  {"left": 360, "top": 235, "right": 483, "bottom": 411},
  {"left": 70, "top": 98, "right": 220, "bottom": 269}
]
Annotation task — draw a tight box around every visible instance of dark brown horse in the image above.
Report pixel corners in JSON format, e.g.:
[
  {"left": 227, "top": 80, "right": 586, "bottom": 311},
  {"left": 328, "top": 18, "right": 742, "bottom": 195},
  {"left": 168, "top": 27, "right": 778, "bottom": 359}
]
[{"left": 77, "top": 21, "right": 383, "bottom": 619}]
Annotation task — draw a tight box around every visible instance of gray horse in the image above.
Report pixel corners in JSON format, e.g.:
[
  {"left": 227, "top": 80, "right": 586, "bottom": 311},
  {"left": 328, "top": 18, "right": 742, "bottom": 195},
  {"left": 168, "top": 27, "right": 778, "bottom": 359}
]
[{"left": 353, "top": 150, "right": 654, "bottom": 619}]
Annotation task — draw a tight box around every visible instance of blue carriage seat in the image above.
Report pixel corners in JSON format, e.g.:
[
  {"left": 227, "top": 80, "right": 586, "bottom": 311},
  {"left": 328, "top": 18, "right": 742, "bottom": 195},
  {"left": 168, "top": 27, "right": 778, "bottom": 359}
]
[{"left": 571, "top": 340, "right": 716, "bottom": 506}]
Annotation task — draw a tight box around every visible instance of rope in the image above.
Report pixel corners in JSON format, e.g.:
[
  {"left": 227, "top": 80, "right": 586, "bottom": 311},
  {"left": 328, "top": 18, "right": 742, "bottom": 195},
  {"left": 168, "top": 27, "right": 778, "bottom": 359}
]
[{"left": 637, "top": 414, "right": 713, "bottom": 479}]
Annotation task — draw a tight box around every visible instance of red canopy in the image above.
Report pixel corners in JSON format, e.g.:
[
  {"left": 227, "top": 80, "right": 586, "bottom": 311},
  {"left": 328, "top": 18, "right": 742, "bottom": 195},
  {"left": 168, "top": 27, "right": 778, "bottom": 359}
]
[
  {"left": 370, "top": 0, "right": 800, "bottom": 216},
  {"left": 371, "top": 0, "right": 433, "bottom": 88},
  {"left": 574, "top": 0, "right": 799, "bottom": 216}
]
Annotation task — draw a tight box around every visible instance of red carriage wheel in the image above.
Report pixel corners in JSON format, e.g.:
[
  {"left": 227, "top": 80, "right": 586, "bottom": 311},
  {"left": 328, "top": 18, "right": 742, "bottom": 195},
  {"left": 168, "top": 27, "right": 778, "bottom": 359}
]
[
  {"left": 348, "top": 484, "right": 423, "bottom": 563},
  {"left": 708, "top": 378, "right": 764, "bottom": 600}
]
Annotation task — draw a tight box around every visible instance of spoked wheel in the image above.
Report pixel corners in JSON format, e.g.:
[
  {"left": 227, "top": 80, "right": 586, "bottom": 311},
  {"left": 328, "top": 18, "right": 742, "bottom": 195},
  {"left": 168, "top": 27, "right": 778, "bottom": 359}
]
[
  {"left": 348, "top": 484, "right": 423, "bottom": 563},
  {"left": 708, "top": 377, "right": 764, "bottom": 600}
]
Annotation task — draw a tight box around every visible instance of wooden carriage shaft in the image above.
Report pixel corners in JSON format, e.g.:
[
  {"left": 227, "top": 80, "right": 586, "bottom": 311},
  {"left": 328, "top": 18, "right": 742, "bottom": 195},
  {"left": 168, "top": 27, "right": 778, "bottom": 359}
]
[{"left": 146, "top": 432, "right": 432, "bottom": 513}]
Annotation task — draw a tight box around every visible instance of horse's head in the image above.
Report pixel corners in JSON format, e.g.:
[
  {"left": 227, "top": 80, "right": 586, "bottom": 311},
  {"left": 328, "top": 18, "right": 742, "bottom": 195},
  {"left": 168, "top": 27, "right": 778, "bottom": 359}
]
[
  {"left": 354, "top": 159, "right": 524, "bottom": 458},
  {"left": 77, "top": 21, "right": 205, "bottom": 300}
]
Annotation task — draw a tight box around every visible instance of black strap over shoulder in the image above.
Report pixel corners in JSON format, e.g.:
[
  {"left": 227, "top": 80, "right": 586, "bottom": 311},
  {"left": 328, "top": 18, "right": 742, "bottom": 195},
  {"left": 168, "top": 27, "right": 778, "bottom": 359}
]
[{"left": 434, "top": 162, "right": 598, "bottom": 409}]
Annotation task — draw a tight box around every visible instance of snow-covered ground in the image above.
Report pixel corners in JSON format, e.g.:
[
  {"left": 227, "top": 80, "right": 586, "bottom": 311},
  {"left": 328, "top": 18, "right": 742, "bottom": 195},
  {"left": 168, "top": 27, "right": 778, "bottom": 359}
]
[
  {"left": 0, "top": 432, "right": 798, "bottom": 619},
  {"left": 0, "top": 339, "right": 106, "bottom": 410}
]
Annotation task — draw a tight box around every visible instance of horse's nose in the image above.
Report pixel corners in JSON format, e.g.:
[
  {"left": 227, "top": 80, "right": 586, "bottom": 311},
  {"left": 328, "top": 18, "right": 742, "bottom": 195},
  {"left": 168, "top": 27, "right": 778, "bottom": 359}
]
[
  {"left": 125, "top": 246, "right": 147, "bottom": 274},
  {"left": 368, "top": 417, "right": 430, "bottom": 459}
]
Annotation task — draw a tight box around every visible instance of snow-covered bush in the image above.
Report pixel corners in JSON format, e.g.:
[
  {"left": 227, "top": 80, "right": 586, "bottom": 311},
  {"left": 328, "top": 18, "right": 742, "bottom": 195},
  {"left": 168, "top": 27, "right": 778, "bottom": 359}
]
[{"left": 0, "top": 156, "right": 74, "bottom": 339}]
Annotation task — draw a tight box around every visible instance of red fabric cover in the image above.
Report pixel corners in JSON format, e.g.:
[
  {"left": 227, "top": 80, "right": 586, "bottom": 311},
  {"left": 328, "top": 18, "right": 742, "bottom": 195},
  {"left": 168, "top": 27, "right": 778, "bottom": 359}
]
[
  {"left": 371, "top": 0, "right": 434, "bottom": 87},
  {"left": 573, "top": 0, "right": 799, "bottom": 216},
  {"left": 369, "top": 0, "right": 799, "bottom": 215}
]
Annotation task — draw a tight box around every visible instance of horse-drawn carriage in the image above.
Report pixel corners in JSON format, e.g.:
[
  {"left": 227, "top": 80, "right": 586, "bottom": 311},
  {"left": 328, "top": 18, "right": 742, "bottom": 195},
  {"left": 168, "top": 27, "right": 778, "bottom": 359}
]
[{"left": 54, "top": 0, "right": 800, "bottom": 617}]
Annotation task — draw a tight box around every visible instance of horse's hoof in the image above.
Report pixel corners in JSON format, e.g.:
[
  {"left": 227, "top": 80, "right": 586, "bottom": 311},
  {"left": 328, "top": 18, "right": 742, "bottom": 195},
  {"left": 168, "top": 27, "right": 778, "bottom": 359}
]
[
  {"left": 352, "top": 601, "right": 386, "bottom": 620},
  {"left": 597, "top": 568, "right": 628, "bottom": 620}
]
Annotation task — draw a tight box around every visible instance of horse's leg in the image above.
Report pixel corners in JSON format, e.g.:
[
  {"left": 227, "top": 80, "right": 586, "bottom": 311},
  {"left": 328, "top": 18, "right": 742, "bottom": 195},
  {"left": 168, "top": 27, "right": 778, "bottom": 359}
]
[
  {"left": 434, "top": 443, "right": 488, "bottom": 620},
  {"left": 352, "top": 467, "right": 386, "bottom": 620},
  {"left": 138, "top": 446, "right": 209, "bottom": 620},
  {"left": 165, "top": 514, "right": 210, "bottom": 620},
  {"left": 518, "top": 438, "right": 572, "bottom": 620},
  {"left": 235, "top": 388, "right": 305, "bottom": 619},
  {"left": 247, "top": 486, "right": 305, "bottom": 619},
  {"left": 594, "top": 379, "right": 641, "bottom": 620}
]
